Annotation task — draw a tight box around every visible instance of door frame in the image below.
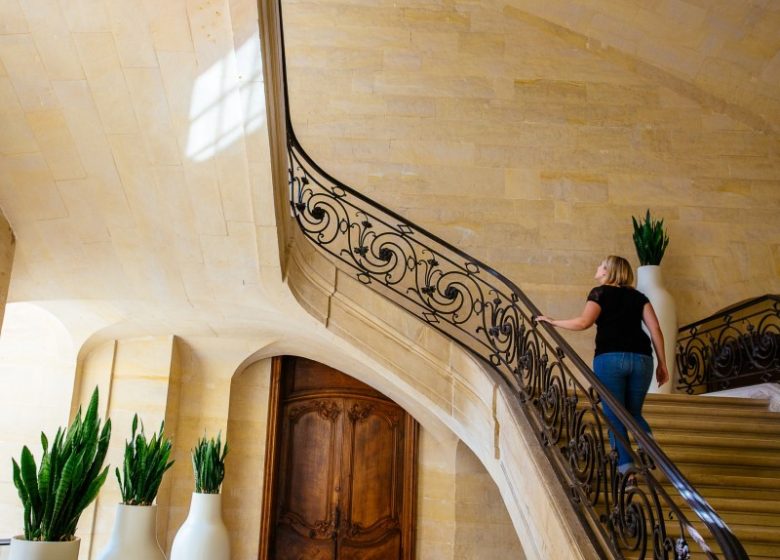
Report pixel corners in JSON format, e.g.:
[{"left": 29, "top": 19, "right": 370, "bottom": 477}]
[{"left": 258, "top": 356, "right": 418, "bottom": 560}]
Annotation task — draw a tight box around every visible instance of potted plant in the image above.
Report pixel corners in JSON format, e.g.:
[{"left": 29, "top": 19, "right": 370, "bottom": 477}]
[
  {"left": 632, "top": 209, "right": 677, "bottom": 393},
  {"left": 170, "top": 433, "right": 230, "bottom": 560},
  {"left": 9, "top": 387, "right": 111, "bottom": 560},
  {"left": 632, "top": 209, "right": 670, "bottom": 267},
  {"left": 97, "top": 414, "right": 174, "bottom": 560}
]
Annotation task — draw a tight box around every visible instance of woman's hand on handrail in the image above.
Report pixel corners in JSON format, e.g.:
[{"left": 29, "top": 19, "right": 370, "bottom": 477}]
[{"left": 535, "top": 301, "right": 600, "bottom": 331}]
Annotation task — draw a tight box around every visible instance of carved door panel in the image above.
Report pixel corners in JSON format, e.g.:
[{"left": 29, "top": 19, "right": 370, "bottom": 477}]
[
  {"left": 263, "top": 357, "right": 416, "bottom": 560},
  {"left": 338, "top": 399, "right": 405, "bottom": 559},
  {"left": 274, "top": 398, "right": 343, "bottom": 560}
]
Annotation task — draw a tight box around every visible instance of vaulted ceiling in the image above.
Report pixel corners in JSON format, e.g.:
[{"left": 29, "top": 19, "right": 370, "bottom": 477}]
[
  {"left": 0, "top": 0, "right": 288, "bottom": 345},
  {"left": 0, "top": 0, "right": 778, "bottom": 345}
]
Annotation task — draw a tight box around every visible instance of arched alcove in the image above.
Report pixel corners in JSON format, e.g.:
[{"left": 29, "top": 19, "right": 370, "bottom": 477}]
[
  {"left": 0, "top": 302, "right": 76, "bottom": 537},
  {"left": 223, "top": 357, "right": 274, "bottom": 559}
]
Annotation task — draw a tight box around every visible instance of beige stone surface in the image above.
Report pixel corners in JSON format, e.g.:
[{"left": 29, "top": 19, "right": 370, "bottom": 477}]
[
  {"left": 454, "top": 442, "right": 525, "bottom": 559},
  {"left": 284, "top": 0, "right": 780, "bottom": 363},
  {"left": 417, "top": 432, "right": 457, "bottom": 559},
  {"left": 0, "top": 0, "right": 278, "bottom": 344},
  {"left": 223, "top": 358, "right": 272, "bottom": 560},
  {"left": 0, "top": 0, "right": 777, "bottom": 558},
  {"left": 416, "top": 433, "right": 526, "bottom": 559}
]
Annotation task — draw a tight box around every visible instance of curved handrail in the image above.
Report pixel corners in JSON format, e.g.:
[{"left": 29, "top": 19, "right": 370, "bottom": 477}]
[
  {"left": 274, "top": 2, "right": 749, "bottom": 558},
  {"left": 677, "top": 294, "right": 779, "bottom": 395},
  {"left": 679, "top": 294, "right": 780, "bottom": 332}
]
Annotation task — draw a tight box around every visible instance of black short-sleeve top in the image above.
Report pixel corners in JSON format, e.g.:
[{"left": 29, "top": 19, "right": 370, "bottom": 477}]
[{"left": 587, "top": 285, "right": 652, "bottom": 357}]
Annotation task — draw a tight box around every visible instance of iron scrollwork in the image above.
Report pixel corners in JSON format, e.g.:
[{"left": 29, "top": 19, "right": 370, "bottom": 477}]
[
  {"left": 276, "top": 1, "right": 747, "bottom": 552},
  {"left": 284, "top": 132, "right": 748, "bottom": 559},
  {"left": 677, "top": 295, "right": 780, "bottom": 394}
]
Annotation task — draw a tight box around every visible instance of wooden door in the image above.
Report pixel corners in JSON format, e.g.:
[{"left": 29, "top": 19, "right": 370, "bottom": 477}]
[
  {"left": 260, "top": 357, "right": 417, "bottom": 560},
  {"left": 273, "top": 397, "right": 343, "bottom": 559}
]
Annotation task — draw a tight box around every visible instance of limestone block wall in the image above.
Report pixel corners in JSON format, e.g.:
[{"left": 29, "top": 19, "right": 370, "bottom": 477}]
[
  {"left": 283, "top": 0, "right": 780, "bottom": 362},
  {"left": 454, "top": 441, "right": 525, "bottom": 559},
  {"left": 417, "top": 432, "right": 457, "bottom": 559},
  {"left": 500, "top": 0, "right": 780, "bottom": 132},
  {"left": 0, "top": 210, "right": 12, "bottom": 330},
  {"left": 417, "top": 434, "right": 525, "bottom": 559},
  {"left": 72, "top": 336, "right": 178, "bottom": 560}
]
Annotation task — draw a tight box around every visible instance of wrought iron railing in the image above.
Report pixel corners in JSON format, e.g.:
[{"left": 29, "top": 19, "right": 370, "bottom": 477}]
[
  {"left": 677, "top": 295, "right": 780, "bottom": 395},
  {"left": 275, "top": 3, "right": 748, "bottom": 558}
]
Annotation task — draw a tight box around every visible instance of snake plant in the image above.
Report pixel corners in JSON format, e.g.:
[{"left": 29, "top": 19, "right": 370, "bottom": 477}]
[
  {"left": 192, "top": 433, "right": 228, "bottom": 494},
  {"left": 632, "top": 209, "right": 670, "bottom": 266},
  {"left": 11, "top": 386, "right": 112, "bottom": 541},
  {"left": 115, "top": 414, "right": 174, "bottom": 506}
]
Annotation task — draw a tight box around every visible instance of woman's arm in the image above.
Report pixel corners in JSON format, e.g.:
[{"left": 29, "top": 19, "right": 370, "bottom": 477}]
[
  {"left": 535, "top": 301, "right": 601, "bottom": 331},
  {"left": 642, "top": 302, "right": 670, "bottom": 387}
]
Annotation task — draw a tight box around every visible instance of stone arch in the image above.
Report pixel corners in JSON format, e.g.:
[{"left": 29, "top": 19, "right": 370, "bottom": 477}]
[{"left": 0, "top": 302, "right": 76, "bottom": 537}]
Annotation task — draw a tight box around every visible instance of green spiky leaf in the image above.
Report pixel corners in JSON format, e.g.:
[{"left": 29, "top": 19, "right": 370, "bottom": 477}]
[
  {"left": 632, "top": 209, "right": 670, "bottom": 266},
  {"left": 115, "top": 414, "right": 175, "bottom": 506},
  {"left": 10, "top": 386, "right": 111, "bottom": 542},
  {"left": 192, "top": 432, "right": 228, "bottom": 494}
]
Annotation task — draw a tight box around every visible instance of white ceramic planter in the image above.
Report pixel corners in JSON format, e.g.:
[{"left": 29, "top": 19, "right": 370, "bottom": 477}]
[
  {"left": 170, "top": 493, "right": 229, "bottom": 560},
  {"left": 97, "top": 504, "right": 166, "bottom": 560},
  {"left": 637, "top": 265, "right": 678, "bottom": 394},
  {"left": 9, "top": 537, "right": 80, "bottom": 560}
]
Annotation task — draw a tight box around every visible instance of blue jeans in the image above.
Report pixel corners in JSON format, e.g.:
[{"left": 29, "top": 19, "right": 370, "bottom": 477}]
[{"left": 593, "top": 352, "right": 654, "bottom": 473}]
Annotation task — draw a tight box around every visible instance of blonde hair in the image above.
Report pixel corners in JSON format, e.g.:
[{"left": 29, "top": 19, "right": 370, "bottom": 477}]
[{"left": 604, "top": 255, "right": 634, "bottom": 287}]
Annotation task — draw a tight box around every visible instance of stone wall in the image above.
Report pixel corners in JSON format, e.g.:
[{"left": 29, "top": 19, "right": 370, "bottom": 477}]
[
  {"left": 454, "top": 441, "right": 525, "bottom": 559},
  {"left": 283, "top": 0, "right": 780, "bottom": 361}
]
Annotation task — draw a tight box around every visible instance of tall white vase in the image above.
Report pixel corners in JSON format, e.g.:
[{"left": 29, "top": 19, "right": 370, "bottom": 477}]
[
  {"left": 636, "top": 265, "right": 678, "bottom": 394},
  {"left": 9, "top": 537, "right": 80, "bottom": 560},
  {"left": 97, "top": 504, "right": 166, "bottom": 560},
  {"left": 170, "top": 493, "right": 230, "bottom": 560}
]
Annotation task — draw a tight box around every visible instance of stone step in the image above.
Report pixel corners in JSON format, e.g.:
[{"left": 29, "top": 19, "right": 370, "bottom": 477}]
[
  {"left": 645, "top": 393, "right": 770, "bottom": 409},
  {"left": 651, "top": 431, "right": 780, "bottom": 451},
  {"left": 643, "top": 401, "right": 779, "bottom": 420},
  {"left": 572, "top": 389, "right": 780, "bottom": 559},
  {"left": 647, "top": 415, "right": 780, "bottom": 435}
]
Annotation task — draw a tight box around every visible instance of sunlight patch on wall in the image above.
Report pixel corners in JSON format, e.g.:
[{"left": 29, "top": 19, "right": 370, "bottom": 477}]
[{"left": 186, "top": 37, "right": 266, "bottom": 162}]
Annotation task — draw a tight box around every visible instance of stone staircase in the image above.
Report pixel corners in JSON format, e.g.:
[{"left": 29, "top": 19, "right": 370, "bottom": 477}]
[{"left": 635, "top": 393, "right": 780, "bottom": 559}]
